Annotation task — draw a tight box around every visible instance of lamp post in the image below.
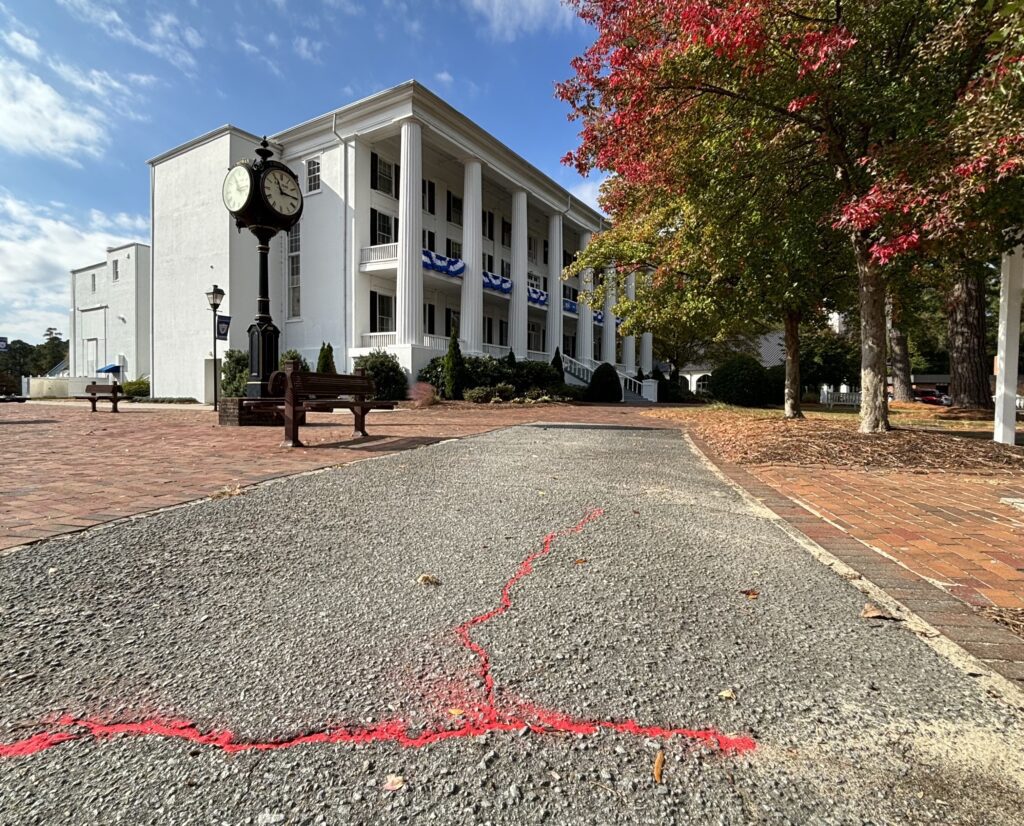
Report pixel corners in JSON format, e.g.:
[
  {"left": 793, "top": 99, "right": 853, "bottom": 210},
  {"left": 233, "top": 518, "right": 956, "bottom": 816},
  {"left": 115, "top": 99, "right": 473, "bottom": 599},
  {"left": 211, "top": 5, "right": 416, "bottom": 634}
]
[{"left": 206, "top": 284, "right": 225, "bottom": 411}]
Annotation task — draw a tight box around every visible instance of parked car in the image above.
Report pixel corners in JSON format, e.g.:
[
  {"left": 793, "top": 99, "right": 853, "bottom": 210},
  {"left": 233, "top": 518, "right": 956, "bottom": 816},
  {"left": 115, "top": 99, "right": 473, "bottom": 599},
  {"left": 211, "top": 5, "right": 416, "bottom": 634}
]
[{"left": 913, "top": 389, "right": 943, "bottom": 406}]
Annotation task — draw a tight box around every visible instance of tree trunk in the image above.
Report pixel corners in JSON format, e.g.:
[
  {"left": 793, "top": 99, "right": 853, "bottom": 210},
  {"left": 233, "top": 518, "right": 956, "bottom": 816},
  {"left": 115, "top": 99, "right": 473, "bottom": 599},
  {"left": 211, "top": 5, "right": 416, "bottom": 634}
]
[
  {"left": 887, "top": 294, "right": 914, "bottom": 402},
  {"left": 853, "top": 236, "right": 891, "bottom": 432},
  {"left": 783, "top": 309, "right": 803, "bottom": 419},
  {"left": 946, "top": 267, "right": 992, "bottom": 409}
]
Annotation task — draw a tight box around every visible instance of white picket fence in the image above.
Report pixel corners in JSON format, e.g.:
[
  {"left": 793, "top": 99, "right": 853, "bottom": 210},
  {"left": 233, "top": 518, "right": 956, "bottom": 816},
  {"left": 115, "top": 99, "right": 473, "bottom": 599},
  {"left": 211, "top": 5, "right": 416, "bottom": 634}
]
[{"left": 820, "top": 388, "right": 861, "bottom": 408}]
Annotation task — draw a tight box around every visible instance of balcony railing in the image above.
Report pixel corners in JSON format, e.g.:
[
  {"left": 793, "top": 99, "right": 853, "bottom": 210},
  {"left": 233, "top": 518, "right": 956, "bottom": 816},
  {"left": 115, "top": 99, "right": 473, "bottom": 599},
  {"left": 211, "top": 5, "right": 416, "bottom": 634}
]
[
  {"left": 361, "top": 331, "right": 397, "bottom": 348},
  {"left": 482, "top": 343, "right": 510, "bottom": 358},
  {"left": 360, "top": 243, "right": 398, "bottom": 264}
]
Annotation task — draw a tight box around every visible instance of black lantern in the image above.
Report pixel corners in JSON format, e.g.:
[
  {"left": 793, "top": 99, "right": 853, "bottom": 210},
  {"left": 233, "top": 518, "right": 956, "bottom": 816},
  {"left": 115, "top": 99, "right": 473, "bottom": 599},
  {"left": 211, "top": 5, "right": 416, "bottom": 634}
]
[
  {"left": 222, "top": 137, "right": 303, "bottom": 397},
  {"left": 206, "top": 284, "right": 225, "bottom": 411}
]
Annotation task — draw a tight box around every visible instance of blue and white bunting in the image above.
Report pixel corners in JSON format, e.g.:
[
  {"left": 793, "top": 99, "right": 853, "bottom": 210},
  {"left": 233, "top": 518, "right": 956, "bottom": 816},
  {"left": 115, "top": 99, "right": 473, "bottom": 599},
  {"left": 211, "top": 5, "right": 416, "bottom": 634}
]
[
  {"left": 482, "top": 271, "right": 513, "bottom": 294},
  {"left": 527, "top": 287, "right": 548, "bottom": 306},
  {"left": 421, "top": 249, "right": 466, "bottom": 277}
]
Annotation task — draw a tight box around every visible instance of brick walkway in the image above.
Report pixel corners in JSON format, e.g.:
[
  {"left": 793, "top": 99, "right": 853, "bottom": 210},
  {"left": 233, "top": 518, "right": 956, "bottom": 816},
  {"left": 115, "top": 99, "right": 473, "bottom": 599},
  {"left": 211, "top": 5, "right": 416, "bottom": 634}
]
[{"left": 0, "top": 400, "right": 662, "bottom": 552}]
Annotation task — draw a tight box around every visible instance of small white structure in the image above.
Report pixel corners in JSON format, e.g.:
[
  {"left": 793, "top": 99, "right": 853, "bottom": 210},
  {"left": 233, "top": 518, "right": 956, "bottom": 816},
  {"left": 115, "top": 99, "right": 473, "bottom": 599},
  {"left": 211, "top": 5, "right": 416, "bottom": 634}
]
[
  {"left": 69, "top": 243, "right": 151, "bottom": 380},
  {"left": 995, "top": 248, "right": 1023, "bottom": 445}
]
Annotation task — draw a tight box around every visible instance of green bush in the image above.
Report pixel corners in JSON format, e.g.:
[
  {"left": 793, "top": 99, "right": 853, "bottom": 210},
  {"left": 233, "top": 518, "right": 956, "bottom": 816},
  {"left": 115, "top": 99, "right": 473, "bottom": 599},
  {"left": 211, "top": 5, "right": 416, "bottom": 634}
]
[
  {"left": 635, "top": 368, "right": 645, "bottom": 381},
  {"left": 122, "top": 378, "right": 150, "bottom": 398},
  {"left": 494, "top": 382, "right": 515, "bottom": 401},
  {"left": 505, "top": 350, "right": 517, "bottom": 367},
  {"left": 651, "top": 366, "right": 666, "bottom": 383},
  {"left": 551, "top": 347, "right": 564, "bottom": 382},
  {"left": 554, "top": 383, "right": 586, "bottom": 402},
  {"left": 443, "top": 335, "right": 466, "bottom": 400},
  {"left": 585, "top": 362, "right": 623, "bottom": 403},
  {"left": 418, "top": 352, "right": 560, "bottom": 399},
  {"left": 708, "top": 354, "right": 770, "bottom": 407},
  {"left": 657, "top": 376, "right": 686, "bottom": 403},
  {"left": 279, "top": 349, "right": 310, "bottom": 371},
  {"left": 765, "top": 363, "right": 787, "bottom": 406},
  {"left": 354, "top": 349, "right": 408, "bottom": 400},
  {"left": 464, "top": 386, "right": 495, "bottom": 403},
  {"left": 316, "top": 341, "right": 337, "bottom": 374},
  {"left": 417, "top": 356, "right": 445, "bottom": 392},
  {"left": 512, "top": 360, "right": 561, "bottom": 394},
  {"left": 221, "top": 349, "right": 249, "bottom": 397}
]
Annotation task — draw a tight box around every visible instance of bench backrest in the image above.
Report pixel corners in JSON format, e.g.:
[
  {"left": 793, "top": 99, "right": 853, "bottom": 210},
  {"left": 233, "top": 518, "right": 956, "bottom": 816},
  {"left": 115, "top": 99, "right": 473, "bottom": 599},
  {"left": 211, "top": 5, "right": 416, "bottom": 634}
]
[
  {"left": 272, "top": 363, "right": 377, "bottom": 399},
  {"left": 84, "top": 382, "right": 122, "bottom": 396}
]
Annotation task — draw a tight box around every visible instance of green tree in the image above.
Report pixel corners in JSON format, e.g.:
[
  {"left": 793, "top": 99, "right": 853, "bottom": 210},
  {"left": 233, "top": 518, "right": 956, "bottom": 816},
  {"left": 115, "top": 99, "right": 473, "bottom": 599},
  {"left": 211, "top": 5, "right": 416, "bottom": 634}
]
[
  {"left": 316, "top": 341, "right": 337, "bottom": 374},
  {"left": 31, "top": 328, "right": 67, "bottom": 375},
  {"left": 443, "top": 334, "right": 466, "bottom": 400},
  {"left": 279, "top": 349, "right": 310, "bottom": 371},
  {"left": 220, "top": 349, "right": 249, "bottom": 397}
]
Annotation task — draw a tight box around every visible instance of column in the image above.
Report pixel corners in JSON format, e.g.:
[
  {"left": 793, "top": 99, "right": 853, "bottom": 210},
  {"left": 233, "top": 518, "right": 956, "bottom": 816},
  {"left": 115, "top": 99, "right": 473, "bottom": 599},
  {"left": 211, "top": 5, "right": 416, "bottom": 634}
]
[
  {"left": 640, "top": 332, "right": 654, "bottom": 374},
  {"left": 396, "top": 119, "right": 423, "bottom": 346},
  {"left": 460, "top": 158, "right": 483, "bottom": 354},
  {"left": 621, "top": 272, "right": 636, "bottom": 373},
  {"left": 547, "top": 213, "right": 563, "bottom": 359},
  {"left": 601, "top": 269, "right": 617, "bottom": 366},
  {"left": 576, "top": 230, "right": 593, "bottom": 365},
  {"left": 995, "top": 247, "right": 1023, "bottom": 445},
  {"left": 509, "top": 189, "right": 529, "bottom": 358}
]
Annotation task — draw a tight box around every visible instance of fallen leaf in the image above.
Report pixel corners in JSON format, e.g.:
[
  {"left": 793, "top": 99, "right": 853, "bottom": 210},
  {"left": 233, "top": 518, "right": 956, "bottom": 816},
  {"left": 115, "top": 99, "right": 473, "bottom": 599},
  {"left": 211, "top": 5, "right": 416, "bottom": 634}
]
[
  {"left": 574, "top": 558, "right": 588, "bottom": 565},
  {"left": 740, "top": 588, "right": 760, "bottom": 600},
  {"left": 653, "top": 750, "right": 665, "bottom": 784},
  {"left": 447, "top": 708, "right": 464, "bottom": 717},
  {"left": 860, "top": 602, "right": 898, "bottom": 621},
  {"left": 417, "top": 574, "right": 441, "bottom": 586},
  {"left": 382, "top": 774, "right": 405, "bottom": 792},
  {"left": 211, "top": 485, "right": 243, "bottom": 499},
  {"left": 718, "top": 688, "right": 736, "bottom": 701}
]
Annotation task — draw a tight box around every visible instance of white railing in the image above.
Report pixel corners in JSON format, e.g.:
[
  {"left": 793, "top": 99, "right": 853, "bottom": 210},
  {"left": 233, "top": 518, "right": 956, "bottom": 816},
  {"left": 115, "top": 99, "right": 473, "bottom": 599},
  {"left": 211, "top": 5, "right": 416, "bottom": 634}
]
[
  {"left": 620, "top": 373, "right": 643, "bottom": 398},
  {"left": 482, "top": 343, "right": 510, "bottom": 358},
  {"left": 423, "top": 334, "right": 449, "bottom": 351},
  {"left": 820, "top": 388, "right": 862, "bottom": 408},
  {"left": 360, "top": 243, "right": 398, "bottom": 264},
  {"left": 561, "top": 354, "right": 594, "bottom": 384},
  {"left": 361, "top": 331, "right": 397, "bottom": 348},
  {"left": 526, "top": 350, "right": 549, "bottom": 362}
]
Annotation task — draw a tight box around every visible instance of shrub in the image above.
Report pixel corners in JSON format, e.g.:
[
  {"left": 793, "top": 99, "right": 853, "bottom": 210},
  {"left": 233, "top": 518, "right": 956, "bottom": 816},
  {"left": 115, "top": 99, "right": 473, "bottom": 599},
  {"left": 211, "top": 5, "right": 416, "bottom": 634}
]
[
  {"left": 443, "top": 335, "right": 466, "bottom": 400},
  {"left": 505, "top": 350, "right": 517, "bottom": 367},
  {"left": 354, "top": 349, "right": 408, "bottom": 400},
  {"left": 765, "top": 363, "right": 787, "bottom": 406},
  {"left": 554, "top": 383, "right": 586, "bottom": 402},
  {"left": 525, "top": 386, "right": 547, "bottom": 400},
  {"left": 657, "top": 376, "right": 685, "bottom": 403},
  {"left": 316, "top": 341, "right": 337, "bottom": 374},
  {"left": 511, "top": 360, "right": 561, "bottom": 394},
  {"left": 551, "top": 347, "right": 564, "bottom": 382},
  {"left": 0, "top": 371, "right": 18, "bottom": 395},
  {"left": 410, "top": 381, "right": 438, "bottom": 408},
  {"left": 463, "top": 355, "right": 510, "bottom": 388},
  {"left": 585, "top": 362, "right": 623, "bottom": 403},
  {"left": 221, "top": 349, "right": 249, "bottom": 397},
  {"left": 651, "top": 366, "right": 666, "bottom": 383},
  {"left": 417, "top": 356, "right": 446, "bottom": 391},
  {"left": 708, "top": 354, "right": 770, "bottom": 407},
  {"left": 464, "top": 386, "right": 495, "bottom": 403},
  {"left": 122, "top": 378, "right": 150, "bottom": 398},
  {"left": 494, "top": 382, "right": 515, "bottom": 401},
  {"left": 279, "top": 349, "right": 310, "bottom": 371}
]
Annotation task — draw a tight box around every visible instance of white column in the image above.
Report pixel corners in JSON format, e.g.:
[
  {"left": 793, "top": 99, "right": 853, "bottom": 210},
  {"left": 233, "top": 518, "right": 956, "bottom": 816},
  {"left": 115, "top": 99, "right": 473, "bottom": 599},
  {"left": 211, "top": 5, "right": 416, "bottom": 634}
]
[
  {"left": 601, "top": 269, "right": 617, "bottom": 366},
  {"left": 459, "top": 158, "right": 483, "bottom": 354},
  {"left": 995, "top": 247, "right": 1023, "bottom": 445},
  {"left": 396, "top": 120, "right": 423, "bottom": 346},
  {"left": 621, "top": 272, "right": 636, "bottom": 374},
  {"left": 509, "top": 189, "right": 529, "bottom": 358},
  {"left": 577, "top": 231, "right": 593, "bottom": 364},
  {"left": 547, "top": 213, "right": 563, "bottom": 359},
  {"left": 640, "top": 332, "right": 653, "bottom": 374}
]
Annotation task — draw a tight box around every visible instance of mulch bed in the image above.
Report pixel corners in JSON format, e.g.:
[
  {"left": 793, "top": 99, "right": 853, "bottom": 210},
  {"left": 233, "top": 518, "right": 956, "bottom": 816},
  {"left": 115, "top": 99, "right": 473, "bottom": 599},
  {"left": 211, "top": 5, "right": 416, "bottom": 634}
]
[{"left": 644, "top": 407, "right": 1024, "bottom": 472}]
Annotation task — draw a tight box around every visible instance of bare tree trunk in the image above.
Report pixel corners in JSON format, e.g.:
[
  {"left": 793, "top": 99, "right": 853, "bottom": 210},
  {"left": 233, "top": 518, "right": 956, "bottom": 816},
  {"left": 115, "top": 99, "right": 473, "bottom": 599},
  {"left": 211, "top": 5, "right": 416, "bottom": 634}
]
[
  {"left": 887, "top": 293, "right": 914, "bottom": 402},
  {"left": 853, "top": 236, "right": 891, "bottom": 432},
  {"left": 947, "top": 266, "right": 992, "bottom": 409},
  {"left": 783, "top": 309, "right": 803, "bottom": 419}
]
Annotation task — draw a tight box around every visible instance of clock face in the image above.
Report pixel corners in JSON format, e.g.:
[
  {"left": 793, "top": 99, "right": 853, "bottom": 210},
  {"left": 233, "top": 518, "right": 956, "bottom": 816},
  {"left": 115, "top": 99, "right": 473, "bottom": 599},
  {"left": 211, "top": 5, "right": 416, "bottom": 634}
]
[
  {"left": 262, "top": 168, "right": 302, "bottom": 216},
  {"left": 222, "top": 165, "right": 252, "bottom": 213}
]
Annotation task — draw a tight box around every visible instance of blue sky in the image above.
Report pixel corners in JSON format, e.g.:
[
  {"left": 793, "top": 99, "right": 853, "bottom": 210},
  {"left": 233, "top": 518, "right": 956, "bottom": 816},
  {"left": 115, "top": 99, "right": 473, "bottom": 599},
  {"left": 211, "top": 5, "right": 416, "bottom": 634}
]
[{"left": 0, "top": 0, "right": 603, "bottom": 344}]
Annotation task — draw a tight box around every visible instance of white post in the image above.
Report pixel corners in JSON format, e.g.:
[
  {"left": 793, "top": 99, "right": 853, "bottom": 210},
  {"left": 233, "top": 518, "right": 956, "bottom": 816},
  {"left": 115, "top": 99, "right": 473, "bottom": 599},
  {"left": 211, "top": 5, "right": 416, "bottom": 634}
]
[
  {"left": 995, "top": 247, "right": 1023, "bottom": 445},
  {"left": 577, "top": 231, "right": 594, "bottom": 364},
  {"left": 510, "top": 189, "right": 529, "bottom": 358},
  {"left": 601, "top": 269, "right": 617, "bottom": 366},
  {"left": 621, "top": 272, "right": 636, "bottom": 374},
  {"left": 396, "top": 120, "right": 423, "bottom": 346},
  {"left": 640, "top": 332, "right": 653, "bottom": 374},
  {"left": 547, "top": 213, "right": 563, "bottom": 360},
  {"left": 460, "top": 158, "right": 483, "bottom": 354}
]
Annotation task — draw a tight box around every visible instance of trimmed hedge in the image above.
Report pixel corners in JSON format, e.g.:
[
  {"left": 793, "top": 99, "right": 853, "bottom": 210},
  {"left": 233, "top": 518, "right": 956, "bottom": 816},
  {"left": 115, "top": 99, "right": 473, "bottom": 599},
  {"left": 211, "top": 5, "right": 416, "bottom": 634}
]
[
  {"left": 585, "top": 362, "right": 622, "bottom": 403},
  {"left": 354, "top": 349, "right": 408, "bottom": 400},
  {"left": 708, "top": 354, "right": 770, "bottom": 407},
  {"left": 279, "top": 349, "right": 310, "bottom": 371},
  {"left": 122, "top": 378, "right": 150, "bottom": 398},
  {"left": 417, "top": 353, "right": 560, "bottom": 399}
]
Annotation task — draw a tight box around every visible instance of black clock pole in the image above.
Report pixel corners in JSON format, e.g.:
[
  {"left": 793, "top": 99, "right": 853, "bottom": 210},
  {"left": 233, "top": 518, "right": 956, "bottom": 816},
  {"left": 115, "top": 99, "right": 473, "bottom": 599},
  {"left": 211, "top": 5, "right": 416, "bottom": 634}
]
[{"left": 246, "top": 226, "right": 280, "bottom": 398}]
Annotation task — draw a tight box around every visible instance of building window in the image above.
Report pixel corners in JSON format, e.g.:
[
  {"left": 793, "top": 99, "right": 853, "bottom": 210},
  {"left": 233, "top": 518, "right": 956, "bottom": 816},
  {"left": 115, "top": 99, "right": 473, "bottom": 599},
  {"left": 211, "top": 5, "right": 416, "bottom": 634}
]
[
  {"left": 287, "top": 223, "right": 301, "bottom": 318},
  {"left": 527, "top": 236, "right": 537, "bottom": 263},
  {"left": 696, "top": 374, "right": 710, "bottom": 394},
  {"left": 111, "top": 260, "right": 119, "bottom": 282},
  {"left": 306, "top": 157, "right": 321, "bottom": 193},
  {"left": 91, "top": 272, "right": 96, "bottom": 292},
  {"left": 563, "top": 333, "right": 576, "bottom": 359},
  {"left": 563, "top": 284, "right": 579, "bottom": 302},
  {"left": 500, "top": 259, "right": 511, "bottom": 279},
  {"left": 446, "top": 191, "right": 463, "bottom": 226},
  {"left": 423, "top": 302, "right": 436, "bottom": 335},
  {"left": 528, "top": 272, "right": 549, "bottom": 292},
  {"left": 528, "top": 321, "right": 543, "bottom": 353},
  {"left": 445, "top": 308, "right": 460, "bottom": 338},
  {"left": 594, "top": 335, "right": 601, "bottom": 361},
  {"left": 483, "top": 316, "right": 494, "bottom": 344},
  {"left": 501, "top": 218, "right": 511, "bottom": 247},
  {"left": 371, "top": 152, "right": 397, "bottom": 197},
  {"left": 422, "top": 229, "right": 436, "bottom": 251},
  {"left": 369, "top": 290, "right": 394, "bottom": 332},
  {"left": 483, "top": 210, "right": 494, "bottom": 241},
  {"left": 563, "top": 249, "right": 573, "bottom": 268},
  {"left": 543, "top": 240, "right": 549, "bottom": 265},
  {"left": 482, "top": 252, "right": 494, "bottom": 273},
  {"left": 446, "top": 238, "right": 462, "bottom": 260},
  {"left": 370, "top": 208, "right": 396, "bottom": 244},
  {"left": 499, "top": 319, "right": 509, "bottom": 347},
  {"left": 422, "top": 179, "right": 436, "bottom": 214}
]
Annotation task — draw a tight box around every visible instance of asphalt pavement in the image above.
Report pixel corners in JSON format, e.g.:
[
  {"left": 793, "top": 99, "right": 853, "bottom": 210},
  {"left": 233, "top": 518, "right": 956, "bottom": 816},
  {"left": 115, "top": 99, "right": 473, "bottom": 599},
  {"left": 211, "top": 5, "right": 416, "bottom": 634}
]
[{"left": 1, "top": 423, "right": 1022, "bottom": 824}]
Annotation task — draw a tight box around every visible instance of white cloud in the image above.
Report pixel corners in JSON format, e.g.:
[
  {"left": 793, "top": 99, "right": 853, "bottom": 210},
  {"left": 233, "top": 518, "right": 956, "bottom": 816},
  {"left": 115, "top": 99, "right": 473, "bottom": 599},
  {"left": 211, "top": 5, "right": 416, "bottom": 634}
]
[
  {"left": 47, "top": 59, "right": 155, "bottom": 121},
  {"left": 461, "top": 0, "right": 574, "bottom": 40},
  {"left": 0, "top": 191, "right": 146, "bottom": 342},
  {"left": 237, "top": 39, "right": 282, "bottom": 77},
  {"left": 570, "top": 176, "right": 606, "bottom": 213},
  {"left": 88, "top": 208, "right": 149, "bottom": 233},
  {"left": 0, "top": 56, "right": 107, "bottom": 162},
  {"left": 2, "top": 30, "right": 40, "bottom": 60},
  {"left": 266, "top": 32, "right": 279, "bottom": 48},
  {"left": 293, "top": 36, "right": 322, "bottom": 62},
  {"left": 323, "top": 0, "right": 361, "bottom": 13},
  {"left": 434, "top": 70, "right": 453, "bottom": 87}
]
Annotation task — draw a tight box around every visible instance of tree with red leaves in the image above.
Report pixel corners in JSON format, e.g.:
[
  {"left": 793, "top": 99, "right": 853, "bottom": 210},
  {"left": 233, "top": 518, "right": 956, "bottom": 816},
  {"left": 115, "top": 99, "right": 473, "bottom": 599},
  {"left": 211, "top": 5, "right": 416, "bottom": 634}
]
[{"left": 559, "top": 0, "right": 1004, "bottom": 432}]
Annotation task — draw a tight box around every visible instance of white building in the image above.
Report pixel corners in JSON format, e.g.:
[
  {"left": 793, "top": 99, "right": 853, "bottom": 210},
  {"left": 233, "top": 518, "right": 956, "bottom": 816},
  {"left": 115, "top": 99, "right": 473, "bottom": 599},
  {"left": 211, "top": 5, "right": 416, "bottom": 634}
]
[
  {"left": 69, "top": 242, "right": 151, "bottom": 380},
  {"left": 149, "top": 81, "right": 655, "bottom": 402}
]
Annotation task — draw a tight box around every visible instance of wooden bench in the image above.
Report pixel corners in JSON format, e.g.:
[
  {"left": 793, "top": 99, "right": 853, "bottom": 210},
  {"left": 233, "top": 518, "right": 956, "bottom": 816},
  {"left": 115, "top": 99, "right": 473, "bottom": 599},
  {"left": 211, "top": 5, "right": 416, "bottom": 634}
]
[
  {"left": 242, "top": 361, "right": 396, "bottom": 447},
  {"left": 74, "top": 381, "right": 124, "bottom": 413}
]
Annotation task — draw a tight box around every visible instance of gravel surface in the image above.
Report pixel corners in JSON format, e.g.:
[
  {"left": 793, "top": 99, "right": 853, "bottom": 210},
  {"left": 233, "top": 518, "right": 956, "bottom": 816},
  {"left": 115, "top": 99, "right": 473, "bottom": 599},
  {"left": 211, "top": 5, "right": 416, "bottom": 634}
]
[{"left": 1, "top": 423, "right": 1022, "bottom": 824}]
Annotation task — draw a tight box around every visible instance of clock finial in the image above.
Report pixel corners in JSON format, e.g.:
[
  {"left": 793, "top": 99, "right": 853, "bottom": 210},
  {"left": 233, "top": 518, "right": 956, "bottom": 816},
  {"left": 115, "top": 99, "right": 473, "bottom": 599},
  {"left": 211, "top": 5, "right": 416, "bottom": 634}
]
[{"left": 255, "top": 137, "right": 273, "bottom": 161}]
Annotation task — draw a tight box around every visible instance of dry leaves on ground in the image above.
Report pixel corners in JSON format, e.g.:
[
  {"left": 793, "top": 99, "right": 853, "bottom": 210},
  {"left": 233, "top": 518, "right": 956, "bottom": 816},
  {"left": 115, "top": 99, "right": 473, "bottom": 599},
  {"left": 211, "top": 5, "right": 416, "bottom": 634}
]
[
  {"left": 653, "top": 750, "right": 665, "bottom": 784},
  {"left": 417, "top": 574, "right": 441, "bottom": 586},
  {"left": 979, "top": 606, "right": 1024, "bottom": 641}
]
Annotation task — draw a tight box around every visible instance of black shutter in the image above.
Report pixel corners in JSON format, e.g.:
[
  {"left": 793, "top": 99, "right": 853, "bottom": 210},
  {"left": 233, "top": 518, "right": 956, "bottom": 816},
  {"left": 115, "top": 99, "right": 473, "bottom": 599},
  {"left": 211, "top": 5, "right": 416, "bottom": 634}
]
[
  {"left": 393, "top": 216, "right": 398, "bottom": 243},
  {"left": 446, "top": 190, "right": 452, "bottom": 222},
  {"left": 444, "top": 307, "right": 452, "bottom": 337},
  {"left": 429, "top": 181, "right": 435, "bottom": 214},
  {"left": 543, "top": 240, "right": 549, "bottom": 264},
  {"left": 427, "top": 303, "right": 435, "bottom": 334},
  {"left": 370, "top": 152, "right": 378, "bottom": 191},
  {"left": 394, "top": 164, "right": 400, "bottom": 198},
  {"left": 370, "top": 291, "right": 379, "bottom": 333},
  {"left": 370, "top": 208, "right": 378, "bottom": 244}
]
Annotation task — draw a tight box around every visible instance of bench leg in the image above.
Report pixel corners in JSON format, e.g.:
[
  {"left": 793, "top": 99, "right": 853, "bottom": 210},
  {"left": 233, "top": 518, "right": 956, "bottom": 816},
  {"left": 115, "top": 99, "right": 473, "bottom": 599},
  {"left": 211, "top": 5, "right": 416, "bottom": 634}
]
[
  {"left": 89, "top": 399, "right": 97, "bottom": 413},
  {"left": 352, "top": 407, "right": 368, "bottom": 439},
  {"left": 281, "top": 401, "right": 304, "bottom": 448},
  {"left": 111, "top": 399, "right": 119, "bottom": 413}
]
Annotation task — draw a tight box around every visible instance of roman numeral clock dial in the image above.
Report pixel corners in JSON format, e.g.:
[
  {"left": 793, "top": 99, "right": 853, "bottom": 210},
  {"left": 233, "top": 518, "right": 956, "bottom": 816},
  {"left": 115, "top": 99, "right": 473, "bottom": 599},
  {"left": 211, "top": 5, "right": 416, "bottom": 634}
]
[{"left": 262, "top": 168, "right": 302, "bottom": 217}]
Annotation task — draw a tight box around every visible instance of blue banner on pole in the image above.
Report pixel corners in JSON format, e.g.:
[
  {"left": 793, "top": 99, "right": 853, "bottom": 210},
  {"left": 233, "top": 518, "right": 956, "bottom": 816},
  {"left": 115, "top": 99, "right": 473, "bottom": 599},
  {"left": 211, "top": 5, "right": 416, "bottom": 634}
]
[
  {"left": 216, "top": 315, "right": 231, "bottom": 341},
  {"left": 0, "top": 336, "right": 7, "bottom": 352}
]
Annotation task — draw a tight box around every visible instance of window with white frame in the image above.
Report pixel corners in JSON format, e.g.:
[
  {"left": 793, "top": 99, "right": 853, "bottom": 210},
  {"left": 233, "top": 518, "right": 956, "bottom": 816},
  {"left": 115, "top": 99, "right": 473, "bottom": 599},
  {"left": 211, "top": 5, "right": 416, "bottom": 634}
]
[
  {"left": 422, "top": 179, "right": 436, "bottom": 213},
  {"left": 423, "top": 302, "right": 436, "bottom": 335},
  {"left": 446, "top": 191, "right": 463, "bottom": 226},
  {"left": 287, "top": 223, "right": 301, "bottom": 318},
  {"left": 370, "top": 208, "right": 396, "bottom": 245},
  {"left": 112, "top": 259, "right": 119, "bottom": 281},
  {"left": 483, "top": 210, "right": 494, "bottom": 240},
  {"left": 373, "top": 154, "right": 395, "bottom": 196},
  {"left": 499, "top": 319, "right": 509, "bottom": 347},
  {"left": 500, "top": 259, "right": 511, "bottom": 279},
  {"left": 501, "top": 218, "right": 511, "bottom": 247},
  {"left": 369, "top": 290, "right": 394, "bottom": 332},
  {"left": 563, "top": 284, "right": 579, "bottom": 302},
  {"left": 527, "top": 236, "right": 537, "bottom": 263},
  {"left": 528, "top": 272, "right": 548, "bottom": 292},
  {"left": 422, "top": 229, "right": 436, "bottom": 251},
  {"left": 528, "top": 322, "right": 543, "bottom": 352},
  {"left": 306, "top": 157, "right": 321, "bottom": 193},
  {"left": 563, "top": 333, "right": 576, "bottom": 359},
  {"left": 446, "top": 238, "right": 462, "bottom": 260},
  {"left": 483, "top": 316, "right": 494, "bottom": 344},
  {"left": 482, "top": 252, "right": 494, "bottom": 273}
]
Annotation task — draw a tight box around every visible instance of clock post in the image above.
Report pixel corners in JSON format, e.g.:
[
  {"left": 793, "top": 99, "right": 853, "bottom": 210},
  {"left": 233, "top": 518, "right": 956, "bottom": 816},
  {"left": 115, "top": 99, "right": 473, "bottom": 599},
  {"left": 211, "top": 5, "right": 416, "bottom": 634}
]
[{"left": 221, "top": 138, "right": 303, "bottom": 398}]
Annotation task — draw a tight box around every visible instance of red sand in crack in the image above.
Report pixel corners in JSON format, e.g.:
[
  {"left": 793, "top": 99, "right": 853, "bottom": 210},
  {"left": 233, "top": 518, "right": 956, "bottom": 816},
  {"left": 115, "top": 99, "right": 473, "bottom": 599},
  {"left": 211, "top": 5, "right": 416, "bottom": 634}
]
[{"left": 0, "top": 508, "right": 756, "bottom": 758}]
